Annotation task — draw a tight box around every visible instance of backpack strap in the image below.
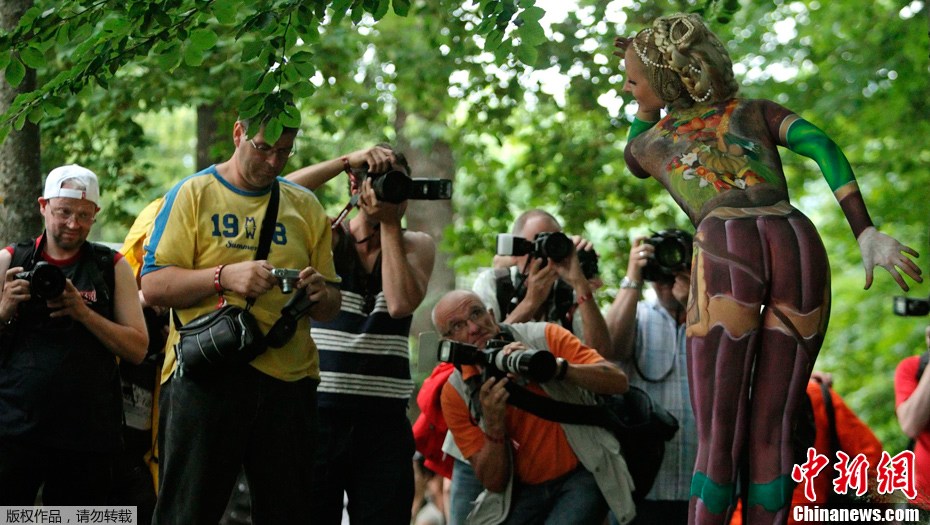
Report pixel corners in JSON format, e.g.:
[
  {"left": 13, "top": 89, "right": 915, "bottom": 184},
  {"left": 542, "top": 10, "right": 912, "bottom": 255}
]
[
  {"left": 9, "top": 239, "right": 39, "bottom": 269},
  {"left": 818, "top": 380, "right": 840, "bottom": 459},
  {"left": 87, "top": 242, "right": 116, "bottom": 310}
]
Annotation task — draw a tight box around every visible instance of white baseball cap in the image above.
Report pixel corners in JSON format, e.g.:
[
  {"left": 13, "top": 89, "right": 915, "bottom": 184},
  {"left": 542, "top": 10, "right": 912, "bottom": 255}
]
[{"left": 43, "top": 164, "right": 100, "bottom": 207}]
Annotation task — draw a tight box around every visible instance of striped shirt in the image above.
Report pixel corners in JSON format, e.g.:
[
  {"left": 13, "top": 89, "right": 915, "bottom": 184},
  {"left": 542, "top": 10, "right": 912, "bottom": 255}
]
[
  {"left": 312, "top": 228, "right": 413, "bottom": 412},
  {"left": 625, "top": 300, "right": 696, "bottom": 502}
]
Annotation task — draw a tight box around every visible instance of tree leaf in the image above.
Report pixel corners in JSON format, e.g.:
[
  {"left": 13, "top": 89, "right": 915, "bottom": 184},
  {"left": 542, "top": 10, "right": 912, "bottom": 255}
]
[
  {"left": 392, "top": 0, "right": 411, "bottom": 17},
  {"left": 212, "top": 0, "right": 237, "bottom": 24},
  {"left": 244, "top": 70, "right": 264, "bottom": 90},
  {"left": 242, "top": 40, "right": 264, "bottom": 62},
  {"left": 0, "top": 51, "right": 9, "bottom": 71},
  {"left": 516, "top": 19, "right": 546, "bottom": 47},
  {"left": 290, "top": 51, "right": 313, "bottom": 64},
  {"left": 372, "top": 0, "right": 390, "bottom": 20},
  {"left": 238, "top": 93, "right": 265, "bottom": 120},
  {"left": 27, "top": 105, "right": 44, "bottom": 124},
  {"left": 515, "top": 42, "right": 538, "bottom": 66},
  {"left": 183, "top": 45, "right": 205, "bottom": 67},
  {"left": 279, "top": 103, "right": 301, "bottom": 127},
  {"left": 291, "top": 82, "right": 315, "bottom": 98},
  {"left": 263, "top": 116, "right": 284, "bottom": 144},
  {"left": 5, "top": 57, "right": 25, "bottom": 88},
  {"left": 518, "top": 6, "right": 545, "bottom": 26},
  {"left": 190, "top": 29, "right": 219, "bottom": 51}
]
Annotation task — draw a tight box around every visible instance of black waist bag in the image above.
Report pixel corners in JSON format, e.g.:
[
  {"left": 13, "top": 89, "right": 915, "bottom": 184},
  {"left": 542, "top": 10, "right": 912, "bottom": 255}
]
[
  {"left": 602, "top": 386, "right": 679, "bottom": 501},
  {"left": 175, "top": 305, "right": 266, "bottom": 377}
]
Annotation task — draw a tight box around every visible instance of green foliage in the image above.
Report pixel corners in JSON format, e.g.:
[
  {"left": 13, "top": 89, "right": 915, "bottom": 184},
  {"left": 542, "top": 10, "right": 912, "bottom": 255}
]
[
  {"left": 0, "top": 0, "right": 550, "bottom": 145},
  {"left": 4, "top": 0, "right": 929, "bottom": 450}
]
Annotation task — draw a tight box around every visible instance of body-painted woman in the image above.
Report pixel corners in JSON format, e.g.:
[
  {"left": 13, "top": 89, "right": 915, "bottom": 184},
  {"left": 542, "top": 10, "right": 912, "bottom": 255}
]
[{"left": 615, "top": 13, "right": 922, "bottom": 525}]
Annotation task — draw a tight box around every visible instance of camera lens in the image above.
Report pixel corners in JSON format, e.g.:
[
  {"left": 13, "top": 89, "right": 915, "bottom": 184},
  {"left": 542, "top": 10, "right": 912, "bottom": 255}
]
[
  {"left": 654, "top": 238, "right": 687, "bottom": 269},
  {"left": 29, "top": 262, "right": 67, "bottom": 300},
  {"left": 370, "top": 170, "right": 413, "bottom": 204},
  {"left": 535, "top": 232, "right": 573, "bottom": 262}
]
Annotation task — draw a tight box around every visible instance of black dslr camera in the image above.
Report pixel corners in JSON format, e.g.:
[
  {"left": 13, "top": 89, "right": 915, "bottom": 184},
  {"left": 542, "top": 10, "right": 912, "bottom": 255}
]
[
  {"left": 496, "top": 231, "right": 599, "bottom": 279},
  {"left": 893, "top": 295, "right": 930, "bottom": 317},
  {"left": 356, "top": 164, "right": 453, "bottom": 204},
  {"left": 641, "top": 229, "right": 693, "bottom": 283},
  {"left": 437, "top": 338, "right": 557, "bottom": 383},
  {"left": 16, "top": 261, "right": 67, "bottom": 300}
]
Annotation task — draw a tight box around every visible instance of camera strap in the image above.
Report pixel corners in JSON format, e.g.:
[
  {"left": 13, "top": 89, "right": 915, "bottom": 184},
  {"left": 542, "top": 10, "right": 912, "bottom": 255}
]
[
  {"left": 331, "top": 194, "right": 360, "bottom": 232},
  {"left": 172, "top": 179, "right": 279, "bottom": 330}
]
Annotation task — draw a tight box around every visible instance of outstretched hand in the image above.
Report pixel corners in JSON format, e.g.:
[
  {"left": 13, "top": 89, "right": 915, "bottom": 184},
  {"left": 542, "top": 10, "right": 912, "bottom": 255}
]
[{"left": 857, "top": 226, "right": 923, "bottom": 291}]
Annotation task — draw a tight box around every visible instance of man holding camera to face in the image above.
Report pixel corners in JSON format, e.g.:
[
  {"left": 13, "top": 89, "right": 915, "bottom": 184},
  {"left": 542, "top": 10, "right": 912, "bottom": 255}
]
[
  {"left": 473, "top": 210, "right": 610, "bottom": 356},
  {"left": 285, "top": 144, "right": 438, "bottom": 524},
  {"left": 434, "top": 289, "right": 635, "bottom": 524},
  {"left": 0, "top": 165, "right": 148, "bottom": 505},
  {"left": 142, "top": 112, "right": 342, "bottom": 524},
  {"left": 605, "top": 230, "right": 696, "bottom": 525}
]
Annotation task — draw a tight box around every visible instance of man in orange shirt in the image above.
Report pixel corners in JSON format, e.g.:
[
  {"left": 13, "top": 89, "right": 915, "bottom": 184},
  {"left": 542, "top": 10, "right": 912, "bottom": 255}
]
[{"left": 434, "top": 290, "right": 634, "bottom": 524}]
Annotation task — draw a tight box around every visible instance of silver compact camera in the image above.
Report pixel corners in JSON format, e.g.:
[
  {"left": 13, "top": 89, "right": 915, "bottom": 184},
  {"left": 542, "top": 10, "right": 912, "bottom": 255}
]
[{"left": 271, "top": 268, "right": 301, "bottom": 294}]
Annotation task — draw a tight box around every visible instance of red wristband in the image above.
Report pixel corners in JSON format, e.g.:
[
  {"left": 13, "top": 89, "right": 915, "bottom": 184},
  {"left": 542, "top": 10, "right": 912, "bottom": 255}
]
[
  {"left": 341, "top": 156, "right": 352, "bottom": 174},
  {"left": 213, "top": 265, "right": 225, "bottom": 293},
  {"left": 576, "top": 291, "right": 594, "bottom": 305}
]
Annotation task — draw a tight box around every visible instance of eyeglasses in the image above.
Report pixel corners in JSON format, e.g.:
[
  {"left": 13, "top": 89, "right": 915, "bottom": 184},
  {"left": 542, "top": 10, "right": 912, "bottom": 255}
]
[
  {"left": 49, "top": 206, "right": 96, "bottom": 225},
  {"left": 442, "top": 305, "right": 488, "bottom": 338},
  {"left": 248, "top": 138, "right": 295, "bottom": 159}
]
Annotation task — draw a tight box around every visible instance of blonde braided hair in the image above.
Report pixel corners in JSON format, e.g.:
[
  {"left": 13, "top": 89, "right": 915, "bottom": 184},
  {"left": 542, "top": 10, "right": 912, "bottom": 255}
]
[{"left": 623, "top": 13, "right": 738, "bottom": 109}]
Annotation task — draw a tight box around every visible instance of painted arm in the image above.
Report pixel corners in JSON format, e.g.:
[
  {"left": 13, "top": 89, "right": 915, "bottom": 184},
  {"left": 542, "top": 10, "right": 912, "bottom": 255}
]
[{"left": 777, "top": 110, "right": 922, "bottom": 290}]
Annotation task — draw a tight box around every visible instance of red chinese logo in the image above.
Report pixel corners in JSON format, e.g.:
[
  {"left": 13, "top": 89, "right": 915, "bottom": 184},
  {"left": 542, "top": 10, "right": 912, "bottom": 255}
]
[
  {"left": 791, "top": 447, "right": 829, "bottom": 501},
  {"left": 876, "top": 450, "right": 916, "bottom": 500}
]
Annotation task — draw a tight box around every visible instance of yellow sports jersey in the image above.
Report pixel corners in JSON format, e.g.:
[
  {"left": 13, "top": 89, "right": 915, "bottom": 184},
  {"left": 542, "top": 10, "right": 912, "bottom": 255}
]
[
  {"left": 120, "top": 197, "right": 164, "bottom": 280},
  {"left": 142, "top": 166, "right": 339, "bottom": 383}
]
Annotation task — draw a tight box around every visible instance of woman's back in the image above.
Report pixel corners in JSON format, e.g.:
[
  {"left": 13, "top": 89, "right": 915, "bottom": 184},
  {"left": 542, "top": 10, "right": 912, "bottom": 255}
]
[{"left": 625, "top": 97, "right": 800, "bottom": 226}]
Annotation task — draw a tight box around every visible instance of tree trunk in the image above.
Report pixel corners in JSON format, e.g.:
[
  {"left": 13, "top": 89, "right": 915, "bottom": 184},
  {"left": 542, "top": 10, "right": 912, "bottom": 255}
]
[
  {"left": 196, "top": 102, "right": 232, "bottom": 171},
  {"left": 394, "top": 108, "right": 456, "bottom": 343},
  {"left": 0, "top": 0, "right": 41, "bottom": 247}
]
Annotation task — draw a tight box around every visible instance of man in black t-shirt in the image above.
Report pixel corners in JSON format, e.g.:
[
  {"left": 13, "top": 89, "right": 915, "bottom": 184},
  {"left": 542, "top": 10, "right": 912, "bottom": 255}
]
[{"left": 0, "top": 164, "right": 148, "bottom": 505}]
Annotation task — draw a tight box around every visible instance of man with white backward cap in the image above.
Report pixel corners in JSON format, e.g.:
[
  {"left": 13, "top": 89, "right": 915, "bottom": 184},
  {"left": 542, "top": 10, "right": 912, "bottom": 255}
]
[{"left": 0, "top": 164, "right": 147, "bottom": 505}]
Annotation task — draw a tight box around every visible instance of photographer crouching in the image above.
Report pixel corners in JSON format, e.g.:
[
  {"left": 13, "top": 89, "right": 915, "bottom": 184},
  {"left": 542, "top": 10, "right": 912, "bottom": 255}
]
[
  {"left": 0, "top": 165, "right": 148, "bottom": 505},
  {"left": 432, "top": 290, "right": 636, "bottom": 524}
]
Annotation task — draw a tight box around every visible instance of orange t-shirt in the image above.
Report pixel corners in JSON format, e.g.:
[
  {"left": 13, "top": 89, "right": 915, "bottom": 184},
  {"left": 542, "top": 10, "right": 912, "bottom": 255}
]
[{"left": 440, "top": 324, "right": 606, "bottom": 485}]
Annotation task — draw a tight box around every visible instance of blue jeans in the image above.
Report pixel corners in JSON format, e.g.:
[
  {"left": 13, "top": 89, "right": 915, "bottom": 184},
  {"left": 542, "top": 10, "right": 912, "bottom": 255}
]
[
  {"left": 504, "top": 465, "right": 608, "bottom": 525},
  {"left": 450, "top": 458, "right": 485, "bottom": 524},
  {"left": 308, "top": 406, "right": 415, "bottom": 525}
]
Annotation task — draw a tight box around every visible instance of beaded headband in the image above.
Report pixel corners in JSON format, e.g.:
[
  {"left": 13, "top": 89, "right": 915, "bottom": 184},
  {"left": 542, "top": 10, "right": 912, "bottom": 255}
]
[{"left": 630, "top": 26, "right": 713, "bottom": 103}]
